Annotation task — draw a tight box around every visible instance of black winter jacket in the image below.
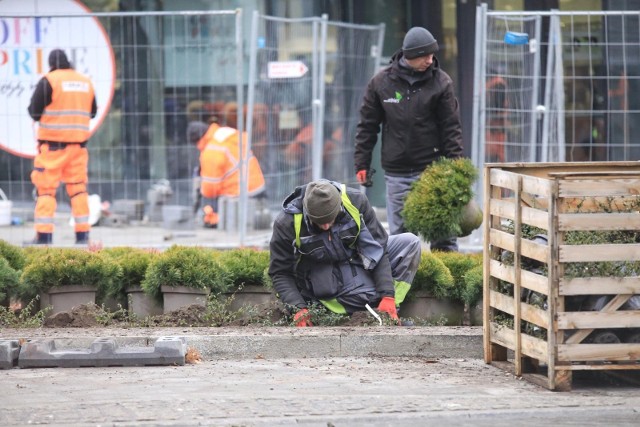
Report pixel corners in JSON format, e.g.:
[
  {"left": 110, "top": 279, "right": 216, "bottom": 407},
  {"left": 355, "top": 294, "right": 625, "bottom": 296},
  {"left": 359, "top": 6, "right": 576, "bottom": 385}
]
[
  {"left": 354, "top": 51, "right": 463, "bottom": 175},
  {"left": 268, "top": 182, "right": 394, "bottom": 310}
]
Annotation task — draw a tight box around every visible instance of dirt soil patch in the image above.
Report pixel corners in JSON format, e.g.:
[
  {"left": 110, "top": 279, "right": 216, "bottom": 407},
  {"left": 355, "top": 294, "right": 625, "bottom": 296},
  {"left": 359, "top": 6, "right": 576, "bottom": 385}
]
[{"left": 42, "top": 303, "right": 386, "bottom": 328}]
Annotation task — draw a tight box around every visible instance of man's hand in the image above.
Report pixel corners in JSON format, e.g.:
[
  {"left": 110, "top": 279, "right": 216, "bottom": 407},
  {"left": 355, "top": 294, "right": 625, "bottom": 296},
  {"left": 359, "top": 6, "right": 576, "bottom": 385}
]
[
  {"left": 377, "top": 296, "right": 400, "bottom": 323},
  {"left": 356, "top": 169, "right": 375, "bottom": 187},
  {"left": 356, "top": 169, "right": 368, "bottom": 185},
  {"left": 293, "top": 308, "right": 313, "bottom": 327}
]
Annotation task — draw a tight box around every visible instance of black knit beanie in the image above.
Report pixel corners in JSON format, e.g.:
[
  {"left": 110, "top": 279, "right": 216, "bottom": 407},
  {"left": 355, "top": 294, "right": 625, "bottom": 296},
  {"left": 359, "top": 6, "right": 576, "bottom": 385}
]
[
  {"left": 48, "top": 49, "right": 71, "bottom": 71},
  {"left": 402, "top": 27, "right": 439, "bottom": 59}
]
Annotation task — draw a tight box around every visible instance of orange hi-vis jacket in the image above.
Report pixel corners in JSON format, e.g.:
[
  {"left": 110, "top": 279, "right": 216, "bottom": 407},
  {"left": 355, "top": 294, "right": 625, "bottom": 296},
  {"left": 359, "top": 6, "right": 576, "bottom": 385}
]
[
  {"left": 197, "top": 124, "right": 266, "bottom": 199},
  {"left": 37, "top": 69, "right": 95, "bottom": 143}
]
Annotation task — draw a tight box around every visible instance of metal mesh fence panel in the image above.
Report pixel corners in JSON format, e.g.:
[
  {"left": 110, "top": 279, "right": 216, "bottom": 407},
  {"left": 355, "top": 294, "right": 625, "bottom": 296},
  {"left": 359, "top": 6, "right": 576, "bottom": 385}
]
[
  {"left": 1, "top": 8, "right": 383, "bottom": 248},
  {"left": 0, "top": 10, "right": 242, "bottom": 247},
  {"left": 246, "top": 13, "right": 384, "bottom": 213},
  {"left": 475, "top": 7, "right": 640, "bottom": 167}
]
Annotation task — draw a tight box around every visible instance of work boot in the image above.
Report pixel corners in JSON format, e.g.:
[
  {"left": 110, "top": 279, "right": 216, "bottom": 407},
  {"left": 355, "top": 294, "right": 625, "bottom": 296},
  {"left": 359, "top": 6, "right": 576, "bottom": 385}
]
[
  {"left": 75, "top": 231, "right": 89, "bottom": 245},
  {"left": 24, "top": 232, "right": 52, "bottom": 246}
]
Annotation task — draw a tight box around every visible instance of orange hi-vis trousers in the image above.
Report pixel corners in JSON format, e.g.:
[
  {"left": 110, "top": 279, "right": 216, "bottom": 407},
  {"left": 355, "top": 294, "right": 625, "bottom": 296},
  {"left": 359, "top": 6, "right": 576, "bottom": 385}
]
[{"left": 31, "top": 142, "right": 90, "bottom": 234}]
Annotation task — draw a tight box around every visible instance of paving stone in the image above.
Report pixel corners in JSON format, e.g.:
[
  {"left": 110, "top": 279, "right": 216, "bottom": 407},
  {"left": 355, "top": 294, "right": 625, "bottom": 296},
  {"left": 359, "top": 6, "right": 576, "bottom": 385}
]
[
  {"left": 0, "top": 339, "right": 21, "bottom": 369},
  {"left": 18, "top": 336, "right": 186, "bottom": 368}
]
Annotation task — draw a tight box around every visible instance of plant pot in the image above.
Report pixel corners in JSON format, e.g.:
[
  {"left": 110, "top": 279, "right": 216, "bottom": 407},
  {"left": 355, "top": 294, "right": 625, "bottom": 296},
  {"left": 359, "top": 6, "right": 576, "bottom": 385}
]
[
  {"left": 399, "top": 291, "right": 465, "bottom": 325},
  {"left": 161, "top": 285, "right": 209, "bottom": 313},
  {"left": 223, "top": 285, "right": 276, "bottom": 312},
  {"left": 41, "top": 285, "right": 97, "bottom": 316},
  {"left": 126, "top": 286, "right": 163, "bottom": 317}
]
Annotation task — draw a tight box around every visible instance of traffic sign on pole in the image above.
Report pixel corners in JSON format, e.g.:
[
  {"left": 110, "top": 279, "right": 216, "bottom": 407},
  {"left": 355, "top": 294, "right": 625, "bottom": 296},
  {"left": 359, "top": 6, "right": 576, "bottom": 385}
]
[{"left": 267, "top": 61, "right": 309, "bottom": 78}]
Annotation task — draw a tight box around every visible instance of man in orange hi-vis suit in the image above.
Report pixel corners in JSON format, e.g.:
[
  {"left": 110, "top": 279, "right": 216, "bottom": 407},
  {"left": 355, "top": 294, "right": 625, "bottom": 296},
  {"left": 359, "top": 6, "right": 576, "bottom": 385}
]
[
  {"left": 28, "top": 49, "right": 97, "bottom": 244},
  {"left": 196, "top": 121, "right": 266, "bottom": 228}
]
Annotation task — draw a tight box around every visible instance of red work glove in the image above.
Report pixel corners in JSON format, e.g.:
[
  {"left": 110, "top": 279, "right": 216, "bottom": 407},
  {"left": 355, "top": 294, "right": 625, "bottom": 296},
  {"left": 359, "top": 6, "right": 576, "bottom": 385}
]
[
  {"left": 356, "top": 169, "right": 368, "bottom": 185},
  {"left": 377, "top": 296, "right": 400, "bottom": 323},
  {"left": 293, "top": 308, "right": 313, "bottom": 327}
]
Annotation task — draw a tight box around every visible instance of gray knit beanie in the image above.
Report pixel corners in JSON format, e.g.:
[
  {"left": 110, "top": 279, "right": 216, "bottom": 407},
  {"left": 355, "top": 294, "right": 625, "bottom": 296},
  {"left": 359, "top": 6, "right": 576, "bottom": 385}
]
[
  {"left": 402, "top": 27, "right": 439, "bottom": 59},
  {"left": 303, "top": 180, "right": 342, "bottom": 225}
]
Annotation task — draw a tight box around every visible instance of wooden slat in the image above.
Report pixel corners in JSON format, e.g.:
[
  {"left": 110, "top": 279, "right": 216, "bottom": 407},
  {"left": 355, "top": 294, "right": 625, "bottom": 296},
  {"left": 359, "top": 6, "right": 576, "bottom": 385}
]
[
  {"left": 490, "top": 321, "right": 515, "bottom": 351},
  {"left": 489, "top": 229, "right": 515, "bottom": 252},
  {"left": 556, "top": 364, "right": 640, "bottom": 371},
  {"left": 489, "top": 290, "right": 549, "bottom": 329},
  {"left": 489, "top": 199, "right": 516, "bottom": 221},
  {"left": 489, "top": 322, "right": 548, "bottom": 361},
  {"left": 559, "top": 178, "right": 640, "bottom": 197},
  {"left": 521, "top": 332, "right": 549, "bottom": 362},
  {"left": 521, "top": 174, "right": 552, "bottom": 197},
  {"left": 489, "top": 259, "right": 549, "bottom": 296},
  {"left": 560, "top": 196, "right": 640, "bottom": 213},
  {"left": 558, "top": 212, "right": 640, "bottom": 231},
  {"left": 564, "top": 295, "right": 632, "bottom": 344},
  {"left": 558, "top": 343, "right": 640, "bottom": 362},
  {"left": 550, "top": 171, "right": 640, "bottom": 178},
  {"left": 558, "top": 310, "right": 640, "bottom": 329},
  {"left": 521, "top": 238, "right": 548, "bottom": 264},
  {"left": 490, "top": 199, "right": 549, "bottom": 229},
  {"left": 560, "top": 277, "right": 640, "bottom": 296},
  {"left": 490, "top": 168, "right": 519, "bottom": 191},
  {"left": 489, "top": 168, "right": 552, "bottom": 197},
  {"left": 560, "top": 243, "right": 640, "bottom": 262}
]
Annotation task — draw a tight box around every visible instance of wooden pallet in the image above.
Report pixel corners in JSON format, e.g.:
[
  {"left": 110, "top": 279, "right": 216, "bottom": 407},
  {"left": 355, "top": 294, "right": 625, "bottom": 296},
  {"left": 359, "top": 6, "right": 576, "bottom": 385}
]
[{"left": 483, "top": 162, "right": 640, "bottom": 391}]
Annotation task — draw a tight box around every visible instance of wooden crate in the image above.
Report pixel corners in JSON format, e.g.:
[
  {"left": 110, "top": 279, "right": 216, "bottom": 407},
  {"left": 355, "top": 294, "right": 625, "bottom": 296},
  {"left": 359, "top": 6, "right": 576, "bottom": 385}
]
[{"left": 483, "top": 162, "right": 640, "bottom": 391}]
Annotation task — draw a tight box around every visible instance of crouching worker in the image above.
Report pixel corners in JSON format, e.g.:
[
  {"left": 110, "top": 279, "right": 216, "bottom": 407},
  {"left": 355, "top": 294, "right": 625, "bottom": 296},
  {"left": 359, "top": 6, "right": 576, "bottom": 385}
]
[{"left": 268, "top": 179, "right": 421, "bottom": 326}]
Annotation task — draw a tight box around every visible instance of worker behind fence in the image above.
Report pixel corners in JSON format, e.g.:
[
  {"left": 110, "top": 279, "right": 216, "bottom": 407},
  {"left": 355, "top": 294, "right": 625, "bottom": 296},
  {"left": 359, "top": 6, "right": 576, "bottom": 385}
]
[
  {"left": 268, "top": 179, "right": 421, "bottom": 326},
  {"left": 194, "top": 104, "right": 266, "bottom": 228},
  {"left": 27, "top": 49, "right": 97, "bottom": 245}
]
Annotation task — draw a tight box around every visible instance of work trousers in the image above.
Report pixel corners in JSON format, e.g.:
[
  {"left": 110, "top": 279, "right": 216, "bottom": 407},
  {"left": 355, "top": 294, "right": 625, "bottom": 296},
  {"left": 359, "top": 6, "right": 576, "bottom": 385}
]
[
  {"left": 31, "top": 142, "right": 90, "bottom": 234},
  {"left": 384, "top": 172, "right": 458, "bottom": 252}
]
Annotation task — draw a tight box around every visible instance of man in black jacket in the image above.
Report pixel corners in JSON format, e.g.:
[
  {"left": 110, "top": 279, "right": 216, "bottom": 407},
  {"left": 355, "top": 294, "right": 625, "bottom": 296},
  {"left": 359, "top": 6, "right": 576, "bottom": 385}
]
[
  {"left": 268, "top": 179, "right": 421, "bottom": 326},
  {"left": 354, "top": 27, "right": 463, "bottom": 251}
]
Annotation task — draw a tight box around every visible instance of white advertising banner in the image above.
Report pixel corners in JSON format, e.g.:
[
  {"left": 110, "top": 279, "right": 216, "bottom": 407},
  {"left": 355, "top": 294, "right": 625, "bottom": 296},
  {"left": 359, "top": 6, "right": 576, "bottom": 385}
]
[{"left": 0, "top": 0, "right": 115, "bottom": 158}]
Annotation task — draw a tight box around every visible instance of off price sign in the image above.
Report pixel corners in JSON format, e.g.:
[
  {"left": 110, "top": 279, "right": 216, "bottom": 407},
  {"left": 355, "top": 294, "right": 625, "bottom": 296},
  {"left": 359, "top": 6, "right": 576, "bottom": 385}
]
[{"left": 0, "top": 0, "right": 115, "bottom": 158}]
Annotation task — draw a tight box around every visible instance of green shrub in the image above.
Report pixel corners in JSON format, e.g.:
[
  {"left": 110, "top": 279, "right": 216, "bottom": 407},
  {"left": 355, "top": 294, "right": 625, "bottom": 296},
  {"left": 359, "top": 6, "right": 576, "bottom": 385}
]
[
  {"left": 18, "top": 248, "right": 121, "bottom": 304},
  {"left": 461, "top": 264, "right": 483, "bottom": 306},
  {"left": 0, "top": 239, "right": 26, "bottom": 271},
  {"left": 0, "top": 257, "right": 20, "bottom": 302},
  {"left": 102, "top": 247, "right": 156, "bottom": 306},
  {"left": 216, "top": 248, "right": 270, "bottom": 289},
  {"left": 433, "top": 251, "right": 483, "bottom": 303},
  {"left": 403, "top": 157, "right": 480, "bottom": 241},
  {"left": 410, "top": 252, "right": 455, "bottom": 299},
  {"left": 141, "top": 245, "right": 229, "bottom": 303}
]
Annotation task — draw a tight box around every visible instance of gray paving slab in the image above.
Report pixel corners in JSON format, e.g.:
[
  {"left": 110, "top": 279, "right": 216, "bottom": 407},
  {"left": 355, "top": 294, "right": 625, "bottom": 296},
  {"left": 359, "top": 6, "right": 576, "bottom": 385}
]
[{"left": 1, "top": 357, "right": 639, "bottom": 426}]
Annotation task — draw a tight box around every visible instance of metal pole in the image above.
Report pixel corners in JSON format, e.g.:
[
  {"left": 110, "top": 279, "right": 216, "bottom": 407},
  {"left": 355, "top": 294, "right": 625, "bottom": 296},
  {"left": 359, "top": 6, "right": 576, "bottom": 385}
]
[
  {"left": 311, "top": 18, "right": 321, "bottom": 181},
  {"left": 529, "top": 15, "right": 542, "bottom": 162},
  {"left": 314, "top": 14, "right": 328, "bottom": 181},
  {"left": 235, "top": 9, "right": 247, "bottom": 246}
]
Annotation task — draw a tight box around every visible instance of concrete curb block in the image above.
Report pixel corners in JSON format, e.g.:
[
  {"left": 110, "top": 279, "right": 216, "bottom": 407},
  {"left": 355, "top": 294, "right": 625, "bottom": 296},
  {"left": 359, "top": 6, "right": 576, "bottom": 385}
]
[
  {"left": 0, "top": 339, "right": 21, "bottom": 369},
  {"left": 190, "top": 330, "right": 483, "bottom": 360},
  {"left": 1, "top": 327, "right": 484, "bottom": 366},
  {"left": 17, "top": 336, "right": 186, "bottom": 368}
]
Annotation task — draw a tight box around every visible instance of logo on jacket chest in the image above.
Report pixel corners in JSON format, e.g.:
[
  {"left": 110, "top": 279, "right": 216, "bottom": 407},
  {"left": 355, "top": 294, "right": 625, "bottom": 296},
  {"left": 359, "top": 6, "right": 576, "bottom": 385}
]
[{"left": 383, "top": 91, "right": 403, "bottom": 104}]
